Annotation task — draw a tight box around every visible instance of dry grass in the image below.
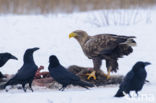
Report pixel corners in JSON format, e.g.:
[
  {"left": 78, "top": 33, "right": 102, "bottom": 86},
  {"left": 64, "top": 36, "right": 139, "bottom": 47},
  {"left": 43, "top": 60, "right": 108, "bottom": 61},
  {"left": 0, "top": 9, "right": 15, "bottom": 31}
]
[{"left": 0, "top": 0, "right": 155, "bottom": 14}]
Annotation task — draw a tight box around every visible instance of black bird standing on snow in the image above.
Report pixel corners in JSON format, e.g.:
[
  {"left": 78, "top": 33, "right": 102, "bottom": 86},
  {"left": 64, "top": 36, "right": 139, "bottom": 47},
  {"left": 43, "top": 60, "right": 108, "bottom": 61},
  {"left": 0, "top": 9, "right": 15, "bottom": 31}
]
[
  {"left": 114, "top": 61, "right": 151, "bottom": 97},
  {"left": 48, "top": 55, "right": 94, "bottom": 91},
  {"left": 4, "top": 47, "right": 39, "bottom": 92},
  {"left": 0, "top": 53, "right": 18, "bottom": 78}
]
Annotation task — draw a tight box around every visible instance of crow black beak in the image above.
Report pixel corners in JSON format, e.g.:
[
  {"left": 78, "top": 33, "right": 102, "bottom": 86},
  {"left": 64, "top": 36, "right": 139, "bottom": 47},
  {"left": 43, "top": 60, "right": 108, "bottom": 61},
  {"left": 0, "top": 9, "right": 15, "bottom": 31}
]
[
  {"left": 10, "top": 55, "right": 18, "bottom": 60},
  {"left": 144, "top": 62, "right": 151, "bottom": 66},
  {"left": 32, "top": 47, "right": 40, "bottom": 51}
]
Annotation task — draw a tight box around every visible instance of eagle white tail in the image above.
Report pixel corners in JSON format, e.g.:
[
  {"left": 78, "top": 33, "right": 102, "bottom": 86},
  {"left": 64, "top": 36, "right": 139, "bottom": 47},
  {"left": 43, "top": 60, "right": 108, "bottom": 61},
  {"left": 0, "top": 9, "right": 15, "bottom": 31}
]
[{"left": 120, "top": 38, "right": 136, "bottom": 46}]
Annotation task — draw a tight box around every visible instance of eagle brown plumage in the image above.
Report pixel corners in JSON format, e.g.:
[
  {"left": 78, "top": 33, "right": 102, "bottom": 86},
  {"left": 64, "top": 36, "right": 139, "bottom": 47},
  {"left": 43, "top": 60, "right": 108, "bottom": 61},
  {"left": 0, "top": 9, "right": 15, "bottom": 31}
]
[{"left": 69, "top": 30, "right": 136, "bottom": 80}]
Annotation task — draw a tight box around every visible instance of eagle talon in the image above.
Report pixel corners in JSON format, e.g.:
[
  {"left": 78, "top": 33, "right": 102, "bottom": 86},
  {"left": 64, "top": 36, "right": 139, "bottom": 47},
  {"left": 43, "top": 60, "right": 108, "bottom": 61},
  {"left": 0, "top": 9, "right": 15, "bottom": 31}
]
[
  {"left": 106, "top": 74, "right": 111, "bottom": 79},
  {"left": 86, "top": 71, "right": 96, "bottom": 80},
  {"left": 105, "top": 67, "right": 111, "bottom": 79}
]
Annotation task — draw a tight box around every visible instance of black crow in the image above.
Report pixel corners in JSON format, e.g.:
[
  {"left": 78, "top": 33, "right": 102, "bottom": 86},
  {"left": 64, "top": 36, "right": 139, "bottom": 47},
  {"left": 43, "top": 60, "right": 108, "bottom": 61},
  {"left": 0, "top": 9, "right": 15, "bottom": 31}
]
[
  {"left": 48, "top": 55, "right": 94, "bottom": 91},
  {"left": 114, "top": 61, "right": 151, "bottom": 97},
  {"left": 0, "top": 53, "right": 17, "bottom": 79},
  {"left": 4, "top": 47, "right": 39, "bottom": 92},
  {"left": 0, "top": 52, "right": 18, "bottom": 67}
]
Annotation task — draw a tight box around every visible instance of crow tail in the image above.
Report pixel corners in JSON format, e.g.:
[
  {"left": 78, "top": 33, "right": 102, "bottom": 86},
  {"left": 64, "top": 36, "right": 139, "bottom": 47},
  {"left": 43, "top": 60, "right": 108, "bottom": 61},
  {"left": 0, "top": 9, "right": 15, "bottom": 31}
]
[
  {"left": 74, "top": 80, "right": 94, "bottom": 89},
  {"left": 0, "top": 80, "right": 10, "bottom": 90},
  {"left": 3, "top": 78, "right": 15, "bottom": 88},
  {"left": 114, "top": 88, "right": 125, "bottom": 97},
  {"left": 0, "top": 83, "right": 6, "bottom": 90}
]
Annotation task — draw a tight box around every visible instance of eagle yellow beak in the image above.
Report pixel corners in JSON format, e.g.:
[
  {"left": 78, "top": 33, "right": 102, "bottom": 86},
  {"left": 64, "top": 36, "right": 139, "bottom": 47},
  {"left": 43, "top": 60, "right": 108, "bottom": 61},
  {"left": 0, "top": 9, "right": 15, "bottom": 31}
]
[{"left": 69, "top": 32, "right": 77, "bottom": 38}]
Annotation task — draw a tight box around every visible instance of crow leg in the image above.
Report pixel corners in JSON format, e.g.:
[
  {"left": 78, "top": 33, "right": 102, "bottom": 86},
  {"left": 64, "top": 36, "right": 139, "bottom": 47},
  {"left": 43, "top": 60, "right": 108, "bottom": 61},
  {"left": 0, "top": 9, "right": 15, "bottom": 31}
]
[
  {"left": 59, "top": 87, "right": 63, "bottom": 91},
  {"left": 59, "top": 85, "right": 66, "bottom": 91},
  {"left": 29, "top": 82, "right": 33, "bottom": 92},
  {"left": 59, "top": 87, "right": 65, "bottom": 91},
  {"left": 22, "top": 84, "right": 26, "bottom": 92},
  {"left": 61, "top": 87, "right": 65, "bottom": 91},
  {"left": 135, "top": 91, "right": 139, "bottom": 97},
  {"left": 122, "top": 91, "right": 127, "bottom": 96},
  {"left": 128, "top": 93, "right": 132, "bottom": 98}
]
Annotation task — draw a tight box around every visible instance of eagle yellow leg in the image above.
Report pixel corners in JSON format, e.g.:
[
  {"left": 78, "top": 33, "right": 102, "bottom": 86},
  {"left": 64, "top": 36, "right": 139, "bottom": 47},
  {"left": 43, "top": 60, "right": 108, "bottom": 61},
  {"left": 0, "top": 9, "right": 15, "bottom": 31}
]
[
  {"left": 86, "top": 70, "right": 96, "bottom": 80},
  {"left": 106, "top": 67, "right": 111, "bottom": 79}
]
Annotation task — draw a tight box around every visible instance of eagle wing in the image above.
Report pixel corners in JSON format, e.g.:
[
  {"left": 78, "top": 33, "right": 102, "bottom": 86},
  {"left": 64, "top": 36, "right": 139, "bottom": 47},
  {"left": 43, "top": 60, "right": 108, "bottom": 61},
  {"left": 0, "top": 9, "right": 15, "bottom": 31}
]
[
  {"left": 83, "top": 34, "right": 133, "bottom": 58},
  {"left": 83, "top": 34, "right": 135, "bottom": 58}
]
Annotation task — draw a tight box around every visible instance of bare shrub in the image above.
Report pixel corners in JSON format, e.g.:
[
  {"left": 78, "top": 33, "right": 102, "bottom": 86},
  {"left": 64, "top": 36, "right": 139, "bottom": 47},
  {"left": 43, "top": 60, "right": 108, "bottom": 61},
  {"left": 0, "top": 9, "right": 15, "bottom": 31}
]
[{"left": 85, "top": 9, "right": 152, "bottom": 27}]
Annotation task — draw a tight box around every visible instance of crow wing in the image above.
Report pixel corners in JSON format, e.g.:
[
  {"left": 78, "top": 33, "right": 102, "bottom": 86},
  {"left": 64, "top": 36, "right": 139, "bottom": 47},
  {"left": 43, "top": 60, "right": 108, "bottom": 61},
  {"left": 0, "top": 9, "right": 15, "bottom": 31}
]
[
  {"left": 119, "top": 70, "right": 134, "bottom": 92},
  {"left": 10, "top": 64, "right": 37, "bottom": 81},
  {"left": 51, "top": 65, "right": 80, "bottom": 82}
]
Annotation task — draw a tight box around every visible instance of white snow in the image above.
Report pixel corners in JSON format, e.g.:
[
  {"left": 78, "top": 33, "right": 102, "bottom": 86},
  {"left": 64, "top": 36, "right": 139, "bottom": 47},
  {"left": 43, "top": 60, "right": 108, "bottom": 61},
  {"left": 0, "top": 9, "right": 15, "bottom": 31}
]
[{"left": 0, "top": 9, "right": 156, "bottom": 103}]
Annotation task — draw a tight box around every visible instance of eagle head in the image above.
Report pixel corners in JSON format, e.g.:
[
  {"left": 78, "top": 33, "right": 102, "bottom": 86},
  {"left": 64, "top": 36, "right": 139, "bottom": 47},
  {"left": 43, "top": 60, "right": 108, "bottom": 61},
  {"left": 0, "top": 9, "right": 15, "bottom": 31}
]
[{"left": 69, "top": 30, "right": 90, "bottom": 45}]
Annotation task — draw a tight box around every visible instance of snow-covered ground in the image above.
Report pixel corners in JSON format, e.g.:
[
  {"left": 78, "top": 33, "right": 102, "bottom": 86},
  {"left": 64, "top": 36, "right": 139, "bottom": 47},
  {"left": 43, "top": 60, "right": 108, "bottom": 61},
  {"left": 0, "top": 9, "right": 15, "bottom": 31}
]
[{"left": 0, "top": 9, "right": 156, "bottom": 103}]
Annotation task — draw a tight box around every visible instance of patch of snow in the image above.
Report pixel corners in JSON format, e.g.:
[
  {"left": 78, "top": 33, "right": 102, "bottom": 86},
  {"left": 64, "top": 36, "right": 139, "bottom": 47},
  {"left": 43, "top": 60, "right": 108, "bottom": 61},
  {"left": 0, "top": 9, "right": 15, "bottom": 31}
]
[{"left": 0, "top": 9, "right": 156, "bottom": 103}]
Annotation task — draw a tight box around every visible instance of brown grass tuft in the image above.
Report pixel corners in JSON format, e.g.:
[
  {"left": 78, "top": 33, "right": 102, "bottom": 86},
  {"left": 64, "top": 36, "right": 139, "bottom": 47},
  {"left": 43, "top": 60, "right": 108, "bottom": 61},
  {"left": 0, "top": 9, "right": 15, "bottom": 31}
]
[{"left": 0, "top": 0, "right": 155, "bottom": 14}]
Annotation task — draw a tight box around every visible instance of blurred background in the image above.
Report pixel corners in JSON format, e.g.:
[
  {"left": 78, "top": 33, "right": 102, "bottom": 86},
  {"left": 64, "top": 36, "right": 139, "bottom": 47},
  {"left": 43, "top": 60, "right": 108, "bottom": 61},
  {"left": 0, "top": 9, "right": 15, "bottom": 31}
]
[
  {"left": 0, "top": 0, "right": 155, "bottom": 14},
  {"left": 0, "top": 0, "right": 156, "bottom": 75}
]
